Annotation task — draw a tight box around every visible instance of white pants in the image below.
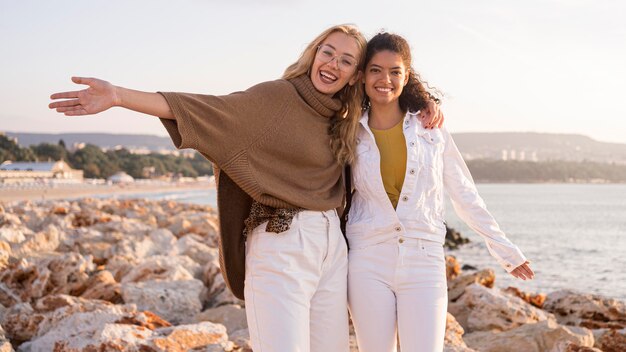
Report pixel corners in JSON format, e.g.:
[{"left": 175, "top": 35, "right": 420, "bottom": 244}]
[
  {"left": 348, "top": 237, "right": 448, "bottom": 352},
  {"left": 244, "top": 209, "right": 349, "bottom": 352}
]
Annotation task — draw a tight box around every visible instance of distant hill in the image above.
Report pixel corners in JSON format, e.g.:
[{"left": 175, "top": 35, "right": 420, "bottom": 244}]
[
  {"left": 5, "top": 132, "right": 174, "bottom": 152},
  {"left": 5, "top": 131, "right": 626, "bottom": 164},
  {"left": 452, "top": 132, "right": 626, "bottom": 164}
]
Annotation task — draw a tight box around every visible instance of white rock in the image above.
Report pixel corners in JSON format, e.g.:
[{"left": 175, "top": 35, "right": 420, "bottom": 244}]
[
  {"left": 464, "top": 319, "right": 594, "bottom": 352},
  {"left": 194, "top": 304, "right": 247, "bottom": 334},
  {"left": 448, "top": 283, "right": 554, "bottom": 333},
  {"left": 150, "top": 321, "right": 229, "bottom": 351},
  {"left": 544, "top": 289, "right": 626, "bottom": 327},
  {"left": 121, "top": 279, "right": 205, "bottom": 325},
  {"left": 120, "top": 255, "right": 200, "bottom": 283},
  {"left": 11, "top": 225, "right": 60, "bottom": 258},
  {"left": 229, "top": 328, "right": 252, "bottom": 351},
  {"left": 0, "top": 227, "right": 27, "bottom": 244},
  {"left": 176, "top": 233, "right": 219, "bottom": 265}
]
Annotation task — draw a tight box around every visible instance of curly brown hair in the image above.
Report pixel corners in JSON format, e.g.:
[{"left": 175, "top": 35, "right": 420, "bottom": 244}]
[{"left": 363, "top": 32, "right": 439, "bottom": 113}]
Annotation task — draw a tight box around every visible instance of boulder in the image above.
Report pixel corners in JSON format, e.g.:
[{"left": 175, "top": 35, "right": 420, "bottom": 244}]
[
  {"left": 444, "top": 226, "right": 470, "bottom": 250},
  {"left": 444, "top": 313, "right": 472, "bottom": 350},
  {"left": 76, "top": 270, "right": 122, "bottom": 303},
  {"left": 544, "top": 290, "right": 626, "bottom": 329},
  {"left": 2, "top": 295, "right": 139, "bottom": 343},
  {"left": 150, "top": 322, "right": 228, "bottom": 351},
  {"left": 120, "top": 255, "right": 201, "bottom": 283},
  {"left": 112, "top": 228, "right": 177, "bottom": 260},
  {"left": 10, "top": 225, "right": 60, "bottom": 258},
  {"left": 202, "top": 261, "right": 242, "bottom": 307},
  {"left": 20, "top": 306, "right": 228, "bottom": 352},
  {"left": 503, "top": 286, "right": 547, "bottom": 308},
  {"left": 448, "top": 283, "right": 554, "bottom": 332},
  {"left": 550, "top": 341, "right": 602, "bottom": 351},
  {"left": 229, "top": 328, "right": 252, "bottom": 352},
  {"left": 0, "top": 227, "right": 27, "bottom": 244},
  {"left": 0, "top": 252, "right": 94, "bottom": 305},
  {"left": 0, "top": 244, "right": 9, "bottom": 271},
  {"left": 176, "top": 233, "right": 219, "bottom": 265},
  {"left": 464, "top": 319, "right": 594, "bottom": 352},
  {"left": 597, "top": 329, "right": 626, "bottom": 352},
  {"left": 164, "top": 210, "right": 219, "bottom": 244},
  {"left": 121, "top": 279, "right": 205, "bottom": 325},
  {"left": 0, "top": 324, "right": 14, "bottom": 352},
  {"left": 194, "top": 304, "right": 247, "bottom": 334},
  {"left": 445, "top": 255, "right": 461, "bottom": 281},
  {"left": 448, "top": 269, "right": 495, "bottom": 302}
]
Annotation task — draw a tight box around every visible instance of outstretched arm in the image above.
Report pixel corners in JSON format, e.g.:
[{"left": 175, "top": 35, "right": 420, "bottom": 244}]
[
  {"left": 49, "top": 77, "right": 174, "bottom": 120},
  {"left": 442, "top": 128, "right": 533, "bottom": 279}
]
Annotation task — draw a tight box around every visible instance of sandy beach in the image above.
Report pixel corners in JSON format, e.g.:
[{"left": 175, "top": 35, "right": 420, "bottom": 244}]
[{"left": 0, "top": 181, "right": 215, "bottom": 203}]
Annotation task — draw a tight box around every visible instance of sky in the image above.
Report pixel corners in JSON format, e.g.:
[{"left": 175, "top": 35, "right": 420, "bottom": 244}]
[{"left": 1, "top": 0, "right": 625, "bottom": 143}]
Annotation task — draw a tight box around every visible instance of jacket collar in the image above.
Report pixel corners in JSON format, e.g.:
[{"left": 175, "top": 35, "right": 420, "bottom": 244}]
[
  {"left": 360, "top": 109, "right": 440, "bottom": 142},
  {"left": 360, "top": 109, "right": 426, "bottom": 133}
]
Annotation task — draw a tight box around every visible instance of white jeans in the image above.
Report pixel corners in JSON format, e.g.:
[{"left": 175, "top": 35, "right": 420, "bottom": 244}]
[
  {"left": 244, "top": 209, "right": 349, "bottom": 352},
  {"left": 348, "top": 237, "right": 448, "bottom": 352}
]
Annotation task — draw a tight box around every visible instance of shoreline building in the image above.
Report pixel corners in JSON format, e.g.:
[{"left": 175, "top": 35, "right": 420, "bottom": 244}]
[{"left": 0, "top": 161, "right": 83, "bottom": 183}]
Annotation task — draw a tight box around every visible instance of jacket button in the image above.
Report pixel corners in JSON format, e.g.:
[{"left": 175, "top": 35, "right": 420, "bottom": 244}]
[
  {"left": 402, "top": 196, "right": 409, "bottom": 202},
  {"left": 398, "top": 238, "right": 405, "bottom": 243},
  {"left": 409, "top": 142, "right": 415, "bottom": 147},
  {"left": 405, "top": 120, "right": 409, "bottom": 125},
  {"left": 409, "top": 169, "right": 416, "bottom": 175},
  {"left": 395, "top": 226, "right": 402, "bottom": 232}
]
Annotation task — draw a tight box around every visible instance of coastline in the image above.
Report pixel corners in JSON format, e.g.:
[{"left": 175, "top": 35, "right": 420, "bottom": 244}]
[
  {"left": 0, "top": 181, "right": 215, "bottom": 203},
  {"left": 0, "top": 197, "right": 623, "bottom": 351}
]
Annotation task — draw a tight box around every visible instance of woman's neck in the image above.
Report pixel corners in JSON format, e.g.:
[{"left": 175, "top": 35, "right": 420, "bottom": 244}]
[{"left": 368, "top": 102, "right": 405, "bottom": 130}]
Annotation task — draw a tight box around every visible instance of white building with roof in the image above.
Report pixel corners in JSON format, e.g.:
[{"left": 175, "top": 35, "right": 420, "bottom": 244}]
[{"left": 0, "top": 161, "right": 83, "bottom": 183}]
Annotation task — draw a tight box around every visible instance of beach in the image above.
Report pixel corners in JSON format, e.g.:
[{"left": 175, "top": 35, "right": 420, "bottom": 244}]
[{"left": 0, "top": 180, "right": 215, "bottom": 203}]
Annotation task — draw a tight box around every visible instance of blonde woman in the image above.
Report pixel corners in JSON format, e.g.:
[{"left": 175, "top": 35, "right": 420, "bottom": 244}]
[{"left": 49, "top": 25, "right": 442, "bottom": 352}]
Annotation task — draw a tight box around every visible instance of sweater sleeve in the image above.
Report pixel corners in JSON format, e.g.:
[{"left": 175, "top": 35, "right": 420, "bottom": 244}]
[
  {"left": 441, "top": 128, "right": 527, "bottom": 273},
  {"left": 158, "top": 80, "right": 290, "bottom": 165}
]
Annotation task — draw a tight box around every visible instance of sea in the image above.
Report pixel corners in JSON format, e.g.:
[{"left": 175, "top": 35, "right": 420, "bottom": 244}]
[{"left": 122, "top": 184, "right": 626, "bottom": 302}]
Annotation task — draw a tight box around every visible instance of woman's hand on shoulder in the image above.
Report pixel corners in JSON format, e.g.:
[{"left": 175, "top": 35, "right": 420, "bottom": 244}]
[
  {"left": 419, "top": 99, "right": 444, "bottom": 129},
  {"left": 510, "top": 261, "right": 534, "bottom": 280},
  {"left": 49, "top": 77, "right": 119, "bottom": 116}
]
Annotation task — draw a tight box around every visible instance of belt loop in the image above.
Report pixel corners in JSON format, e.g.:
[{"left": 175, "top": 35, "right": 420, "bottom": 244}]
[{"left": 399, "top": 239, "right": 405, "bottom": 266}]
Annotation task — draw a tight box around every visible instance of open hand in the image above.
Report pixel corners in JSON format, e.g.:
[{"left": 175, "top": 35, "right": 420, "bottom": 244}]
[
  {"left": 49, "top": 77, "right": 119, "bottom": 116},
  {"left": 510, "top": 261, "right": 534, "bottom": 281},
  {"left": 419, "top": 99, "right": 444, "bottom": 129}
]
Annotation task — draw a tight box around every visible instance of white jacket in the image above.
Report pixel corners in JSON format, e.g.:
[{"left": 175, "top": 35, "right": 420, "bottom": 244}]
[{"left": 346, "top": 110, "right": 527, "bottom": 272}]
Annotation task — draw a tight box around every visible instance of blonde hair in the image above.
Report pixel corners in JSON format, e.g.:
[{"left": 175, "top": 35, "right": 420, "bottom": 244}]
[{"left": 283, "top": 24, "right": 366, "bottom": 165}]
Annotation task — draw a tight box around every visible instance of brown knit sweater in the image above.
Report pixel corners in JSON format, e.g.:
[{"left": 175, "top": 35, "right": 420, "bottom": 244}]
[{"left": 159, "top": 75, "right": 343, "bottom": 299}]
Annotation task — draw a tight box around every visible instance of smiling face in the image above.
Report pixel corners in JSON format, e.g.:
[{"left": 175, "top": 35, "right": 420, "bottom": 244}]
[
  {"left": 364, "top": 50, "right": 409, "bottom": 108},
  {"left": 309, "top": 31, "right": 361, "bottom": 95}
]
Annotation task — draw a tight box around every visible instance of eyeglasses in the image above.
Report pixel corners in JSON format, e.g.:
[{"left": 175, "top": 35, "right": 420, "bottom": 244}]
[{"left": 315, "top": 45, "right": 358, "bottom": 72}]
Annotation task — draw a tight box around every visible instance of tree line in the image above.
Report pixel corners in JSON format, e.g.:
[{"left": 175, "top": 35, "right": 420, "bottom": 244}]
[
  {"left": 3, "top": 134, "right": 626, "bottom": 182},
  {"left": 0, "top": 135, "right": 212, "bottom": 179}
]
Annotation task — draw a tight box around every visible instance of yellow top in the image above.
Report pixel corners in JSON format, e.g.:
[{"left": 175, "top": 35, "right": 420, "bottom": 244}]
[{"left": 370, "top": 120, "right": 407, "bottom": 209}]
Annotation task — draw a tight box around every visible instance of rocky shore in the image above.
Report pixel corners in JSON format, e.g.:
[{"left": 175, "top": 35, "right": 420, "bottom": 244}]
[{"left": 0, "top": 199, "right": 624, "bottom": 351}]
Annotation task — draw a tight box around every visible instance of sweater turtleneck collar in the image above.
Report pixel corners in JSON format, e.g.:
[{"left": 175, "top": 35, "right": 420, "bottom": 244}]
[{"left": 288, "top": 75, "right": 342, "bottom": 118}]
